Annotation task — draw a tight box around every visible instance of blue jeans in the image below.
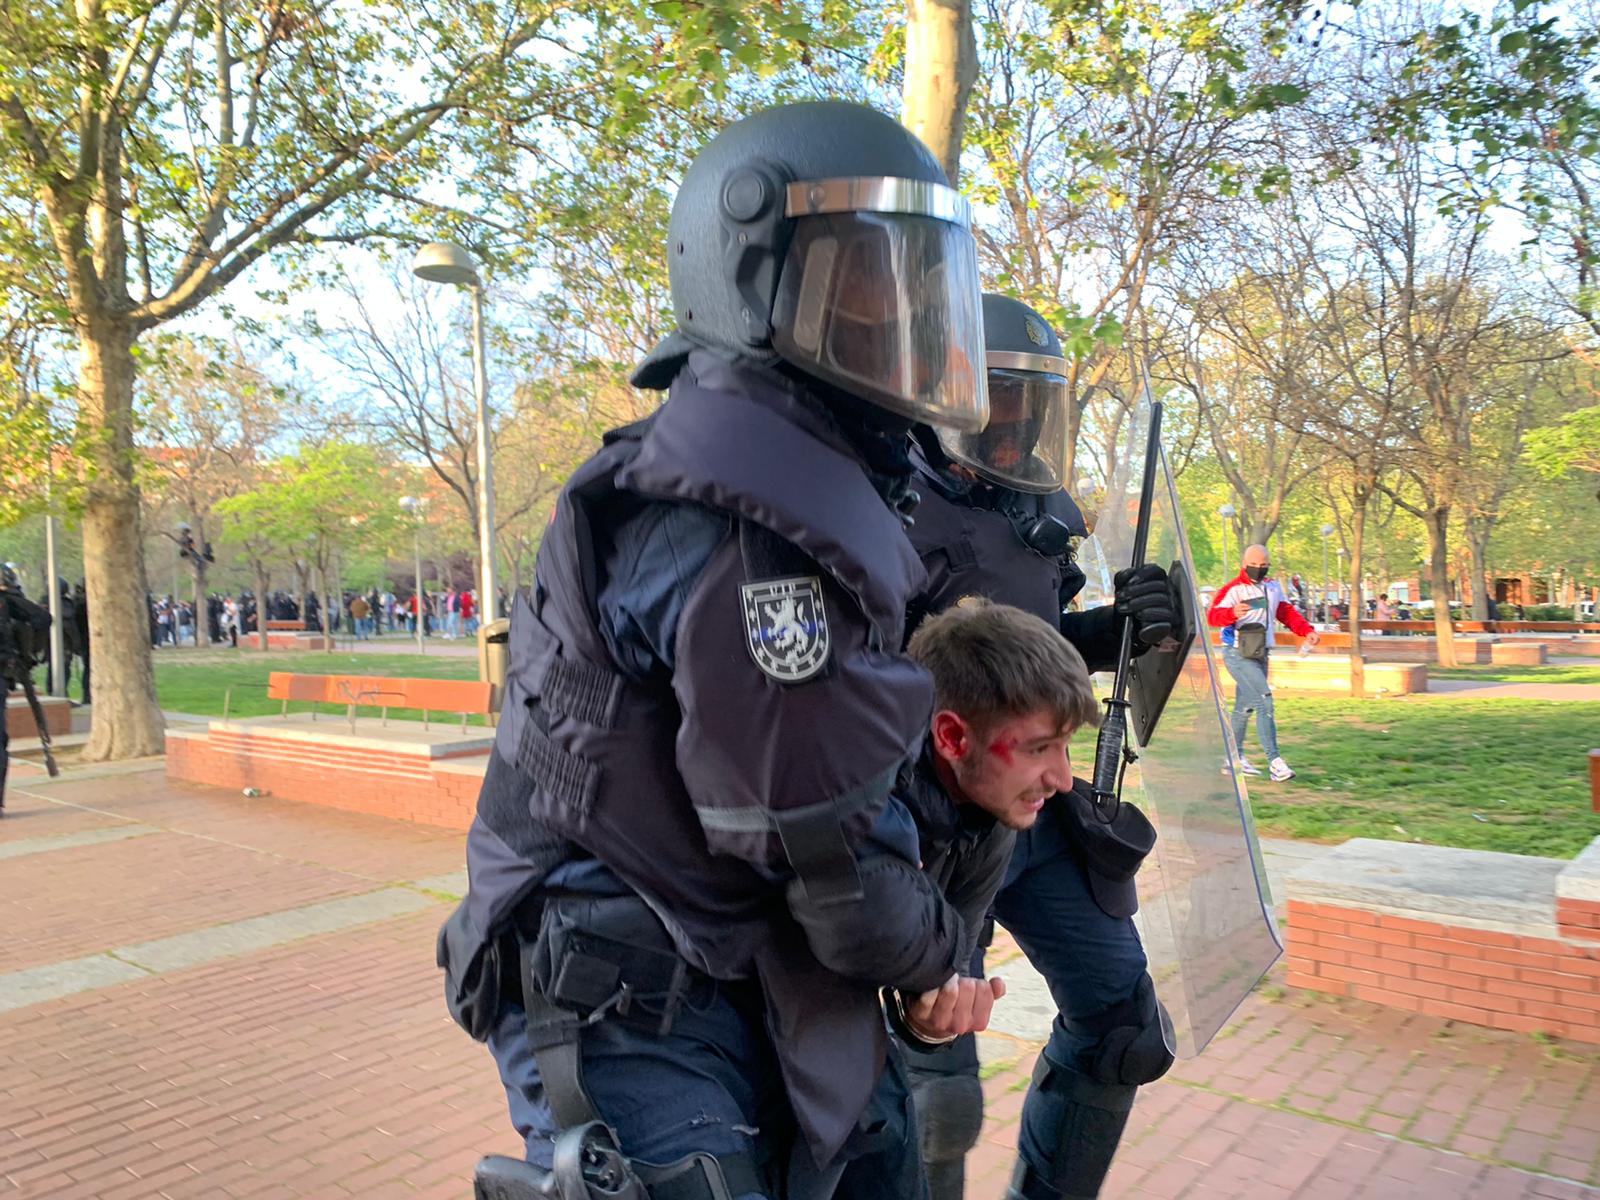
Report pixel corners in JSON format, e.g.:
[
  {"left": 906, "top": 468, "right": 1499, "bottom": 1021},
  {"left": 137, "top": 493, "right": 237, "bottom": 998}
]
[
  {"left": 1222, "top": 645, "right": 1279, "bottom": 760},
  {"left": 992, "top": 796, "right": 1151, "bottom": 1176}
]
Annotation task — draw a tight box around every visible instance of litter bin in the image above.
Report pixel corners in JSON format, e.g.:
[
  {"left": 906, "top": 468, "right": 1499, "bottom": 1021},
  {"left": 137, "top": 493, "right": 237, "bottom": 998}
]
[{"left": 477, "top": 618, "right": 510, "bottom": 727}]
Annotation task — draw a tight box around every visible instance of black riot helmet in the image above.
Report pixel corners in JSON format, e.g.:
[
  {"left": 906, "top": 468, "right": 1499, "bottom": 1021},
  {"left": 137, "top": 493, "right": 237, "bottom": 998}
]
[
  {"left": 633, "top": 101, "right": 989, "bottom": 433},
  {"left": 0, "top": 563, "right": 20, "bottom": 592},
  {"left": 937, "top": 294, "right": 1069, "bottom": 494}
]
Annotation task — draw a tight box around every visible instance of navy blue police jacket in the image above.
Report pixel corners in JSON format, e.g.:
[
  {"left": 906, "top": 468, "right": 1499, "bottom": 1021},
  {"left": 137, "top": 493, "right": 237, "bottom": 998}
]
[{"left": 459, "top": 351, "right": 966, "bottom": 1162}]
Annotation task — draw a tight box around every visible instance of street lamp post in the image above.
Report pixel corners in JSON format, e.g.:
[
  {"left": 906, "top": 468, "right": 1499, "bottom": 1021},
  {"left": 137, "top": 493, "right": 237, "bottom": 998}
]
[
  {"left": 413, "top": 242, "right": 497, "bottom": 643},
  {"left": 399, "top": 497, "right": 425, "bottom": 654},
  {"left": 1320, "top": 523, "right": 1335, "bottom": 619},
  {"left": 44, "top": 503, "right": 64, "bottom": 695},
  {"left": 1218, "top": 504, "right": 1237, "bottom": 570}
]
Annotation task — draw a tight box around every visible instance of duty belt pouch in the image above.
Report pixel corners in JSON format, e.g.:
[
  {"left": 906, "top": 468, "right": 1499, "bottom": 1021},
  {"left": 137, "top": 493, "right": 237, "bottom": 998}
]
[
  {"left": 436, "top": 901, "right": 508, "bottom": 1043},
  {"left": 1236, "top": 624, "right": 1268, "bottom": 663},
  {"left": 531, "top": 895, "right": 693, "bottom": 1038}
]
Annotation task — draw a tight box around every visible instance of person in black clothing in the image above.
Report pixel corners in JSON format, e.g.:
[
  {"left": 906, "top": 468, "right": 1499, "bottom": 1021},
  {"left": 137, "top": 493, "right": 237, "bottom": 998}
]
[
  {"left": 69, "top": 583, "right": 89, "bottom": 704},
  {"left": 1, "top": 565, "right": 53, "bottom": 815}
]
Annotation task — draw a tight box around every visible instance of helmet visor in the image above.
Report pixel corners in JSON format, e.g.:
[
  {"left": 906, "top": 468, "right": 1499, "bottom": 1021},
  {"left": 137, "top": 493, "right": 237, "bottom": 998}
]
[
  {"left": 771, "top": 202, "right": 988, "bottom": 432},
  {"left": 939, "top": 361, "right": 1069, "bottom": 493}
]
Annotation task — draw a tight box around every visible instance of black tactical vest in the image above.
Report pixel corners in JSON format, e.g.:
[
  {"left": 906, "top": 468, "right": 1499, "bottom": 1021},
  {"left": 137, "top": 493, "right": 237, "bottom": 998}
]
[
  {"left": 906, "top": 454, "right": 1089, "bottom": 633},
  {"left": 467, "top": 353, "right": 936, "bottom": 1161}
]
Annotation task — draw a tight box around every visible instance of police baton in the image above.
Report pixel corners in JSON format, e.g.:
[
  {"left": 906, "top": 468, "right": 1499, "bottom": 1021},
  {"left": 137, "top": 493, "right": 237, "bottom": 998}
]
[{"left": 1091, "top": 386, "right": 1163, "bottom": 821}]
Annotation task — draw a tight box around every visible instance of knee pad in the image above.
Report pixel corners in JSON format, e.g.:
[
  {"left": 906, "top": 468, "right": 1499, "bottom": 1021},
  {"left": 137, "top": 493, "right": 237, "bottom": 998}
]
[
  {"left": 1008, "top": 1054, "right": 1135, "bottom": 1200},
  {"left": 1007, "top": 979, "right": 1174, "bottom": 1199},
  {"left": 1083, "top": 975, "right": 1174, "bottom": 1088},
  {"left": 909, "top": 1063, "right": 985, "bottom": 1165}
]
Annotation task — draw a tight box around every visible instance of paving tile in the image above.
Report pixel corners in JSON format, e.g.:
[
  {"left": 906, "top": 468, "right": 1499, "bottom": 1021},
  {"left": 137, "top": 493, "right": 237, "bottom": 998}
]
[{"left": 5, "top": 768, "right": 1600, "bottom": 1200}]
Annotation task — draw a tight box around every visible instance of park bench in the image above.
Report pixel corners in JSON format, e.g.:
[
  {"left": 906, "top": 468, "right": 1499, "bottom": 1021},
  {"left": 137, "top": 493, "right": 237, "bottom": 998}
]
[
  {"left": 169, "top": 671, "right": 496, "bottom": 830},
  {"left": 1340, "top": 619, "right": 1600, "bottom": 636},
  {"left": 222, "top": 671, "right": 493, "bottom": 733},
  {"left": 1339, "top": 619, "right": 1437, "bottom": 635},
  {"left": 264, "top": 618, "right": 307, "bottom": 631}
]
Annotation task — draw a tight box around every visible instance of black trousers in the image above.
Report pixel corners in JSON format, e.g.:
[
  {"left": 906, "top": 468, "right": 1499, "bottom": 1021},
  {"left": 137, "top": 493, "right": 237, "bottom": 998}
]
[{"left": 1, "top": 694, "right": 10, "bottom": 809}]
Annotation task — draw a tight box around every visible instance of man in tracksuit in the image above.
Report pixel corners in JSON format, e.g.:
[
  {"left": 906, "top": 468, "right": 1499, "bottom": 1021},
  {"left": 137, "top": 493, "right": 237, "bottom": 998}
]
[{"left": 1207, "top": 543, "right": 1320, "bottom": 781}]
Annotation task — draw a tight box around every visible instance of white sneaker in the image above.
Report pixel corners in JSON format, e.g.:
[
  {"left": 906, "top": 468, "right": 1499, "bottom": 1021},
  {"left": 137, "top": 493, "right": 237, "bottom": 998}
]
[
  {"left": 1237, "top": 758, "right": 1262, "bottom": 777},
  {"left": 1269, "top": 757, "right": 1296, "bottom": 781}
]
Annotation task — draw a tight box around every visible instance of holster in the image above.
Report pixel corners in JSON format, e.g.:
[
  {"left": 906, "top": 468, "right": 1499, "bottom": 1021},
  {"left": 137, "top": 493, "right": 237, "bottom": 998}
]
[
  {"left": 520, "top": 893, "right": 705, "bottom": 1132},
  {"left": 528, "top": 893, "right": 699, "bottom": 1038}
]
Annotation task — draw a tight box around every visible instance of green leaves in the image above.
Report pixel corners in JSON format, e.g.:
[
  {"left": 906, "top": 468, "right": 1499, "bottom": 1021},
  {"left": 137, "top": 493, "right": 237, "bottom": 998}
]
[
  {"left": 1524, "top": 406, "right": 1600, "bottom": 480},
  {"left": 1056, "top": 313, "right": 1125, "bottom": 360}
]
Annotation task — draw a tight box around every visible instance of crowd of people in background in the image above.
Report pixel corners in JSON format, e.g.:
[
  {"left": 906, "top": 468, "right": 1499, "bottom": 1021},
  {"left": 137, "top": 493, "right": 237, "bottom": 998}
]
[{"left": 144, "top": 582, "right": 510, "bottom": 648}]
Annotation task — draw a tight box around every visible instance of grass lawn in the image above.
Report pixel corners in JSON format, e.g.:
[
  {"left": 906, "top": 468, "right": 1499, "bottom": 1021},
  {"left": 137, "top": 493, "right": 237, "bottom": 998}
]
[
  {"left": 147, "top": 650, "right": 1600, "bottom": 860},
  {"left": 155, "top": 650, "right": 482, "bottom": 722},
  {"left": 1252, "top": 695, "right": 1600, "bottom": 859},
  {"left": 1427, "top": 663, "right": 1600, "bottom": 686}
]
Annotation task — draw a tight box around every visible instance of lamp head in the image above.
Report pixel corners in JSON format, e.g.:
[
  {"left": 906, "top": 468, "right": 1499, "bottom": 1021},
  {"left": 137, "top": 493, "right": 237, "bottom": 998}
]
[{"left": 412, "top": 242, "right": 481, "bottom": 287}]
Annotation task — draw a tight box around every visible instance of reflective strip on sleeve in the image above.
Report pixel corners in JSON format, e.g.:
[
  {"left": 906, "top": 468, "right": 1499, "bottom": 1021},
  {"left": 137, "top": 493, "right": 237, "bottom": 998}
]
[{"left": 693, "top": 765, "right": 900, "bottom": 907}]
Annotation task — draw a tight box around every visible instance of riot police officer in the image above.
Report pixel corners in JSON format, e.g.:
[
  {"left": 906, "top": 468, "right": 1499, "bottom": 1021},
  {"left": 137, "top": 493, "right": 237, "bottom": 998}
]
[
  {"left": 903, "top": 295, "right": 1177, "bottom": 1200},
  {"left": 443, "top": 100, "right": 1002, "bottom": 1200},
  {"left": 1, "top": 565, "right": 54, "bottom": 813}
]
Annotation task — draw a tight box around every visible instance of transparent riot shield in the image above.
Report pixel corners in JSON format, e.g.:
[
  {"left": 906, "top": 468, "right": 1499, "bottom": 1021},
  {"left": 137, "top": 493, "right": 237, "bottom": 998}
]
[{"left": 1074, "top": 400, "right": 1281, "bottom": 1058}]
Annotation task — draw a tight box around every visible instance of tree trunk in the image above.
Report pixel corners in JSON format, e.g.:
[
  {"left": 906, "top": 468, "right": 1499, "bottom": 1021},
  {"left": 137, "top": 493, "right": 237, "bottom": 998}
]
[
  {"left": 1064, "top": 395, "right": 1084, "bottom": 499},
  {"left": 1423, "top": 505, "right": 1458, "bottom": 668},
  {"left": 79, "top": 320, "right": 166, "bottom": 761},
  {"left": 1348, "top": 501, "right": 1366, "bottom": 700},
  {"left": 321, "top": 563, "right": 334, "bottom": 654},
  {"left": 254, "top": 566, "right": 270, "bottom": 650},
  {"left": 1467, "top": 524, "right": 1492, "bottom": 621},
  {"left": 191, "top": 556, "right": 207, "bottom": 651},
  {"left": 902, "top": 0, "right": 978, "bottom": 184}
]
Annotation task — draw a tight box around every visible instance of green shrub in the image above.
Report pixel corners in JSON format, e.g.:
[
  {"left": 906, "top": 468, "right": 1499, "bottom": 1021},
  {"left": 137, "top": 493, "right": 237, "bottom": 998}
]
[{"left": 1523, "top": 604, "right": 1576, "bottom": 621}]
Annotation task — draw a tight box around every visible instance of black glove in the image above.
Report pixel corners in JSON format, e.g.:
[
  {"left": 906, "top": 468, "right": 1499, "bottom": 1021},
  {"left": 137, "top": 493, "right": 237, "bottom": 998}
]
[{"left": 1114, "top": 563, "right": 1174, "bottom": 648}]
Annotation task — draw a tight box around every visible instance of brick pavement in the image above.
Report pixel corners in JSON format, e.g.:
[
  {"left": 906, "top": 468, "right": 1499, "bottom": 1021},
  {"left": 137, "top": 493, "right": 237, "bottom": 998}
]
[{"left": 2, "top": 768, "right": 1598, "bottom": 1199}]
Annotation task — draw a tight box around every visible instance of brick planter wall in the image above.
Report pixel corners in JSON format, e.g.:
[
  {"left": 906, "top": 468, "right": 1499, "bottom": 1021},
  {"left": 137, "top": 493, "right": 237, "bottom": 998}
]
[
  {"left": 6, "top": 695, "right": 73, "bottom": 738},
  {"left": 166, "top": 727, "right": 487, "bottom": 829},
  {"left": 241, "top": 632, "right": 335, "bottom": 651},
  {"left": 1559, "top": 898, "right": 1600, "bottom": 942},
  {"left": 1286, "top": 900, "right": 1600, "bottom": 1044},
  {"left": 1285, "top": 837, "right": 1600, "bottom": 1046}
]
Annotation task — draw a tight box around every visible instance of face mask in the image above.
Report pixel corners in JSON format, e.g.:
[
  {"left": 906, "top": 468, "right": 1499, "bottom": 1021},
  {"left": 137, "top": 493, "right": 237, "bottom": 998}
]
[{"left": 1245, "top": 565, "right": 1268, "bottom": 583}]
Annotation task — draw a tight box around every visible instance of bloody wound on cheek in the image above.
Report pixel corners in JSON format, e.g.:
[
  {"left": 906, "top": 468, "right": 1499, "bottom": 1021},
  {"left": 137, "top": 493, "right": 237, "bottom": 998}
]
[{"left": 986, "top": 738, "right": 1016, "bottom": 766}]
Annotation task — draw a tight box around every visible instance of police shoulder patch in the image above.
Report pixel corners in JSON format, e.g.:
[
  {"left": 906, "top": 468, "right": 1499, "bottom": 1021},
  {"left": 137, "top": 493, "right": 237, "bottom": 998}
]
[{"left": 740, "top": 576, "right": 831, "bottom": 683}]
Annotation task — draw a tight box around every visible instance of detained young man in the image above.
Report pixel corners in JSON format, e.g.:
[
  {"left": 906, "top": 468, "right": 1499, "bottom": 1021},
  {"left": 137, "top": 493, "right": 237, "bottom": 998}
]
[{"left": 836, "top": 597, "right": 1103, "bottom": 1198}]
